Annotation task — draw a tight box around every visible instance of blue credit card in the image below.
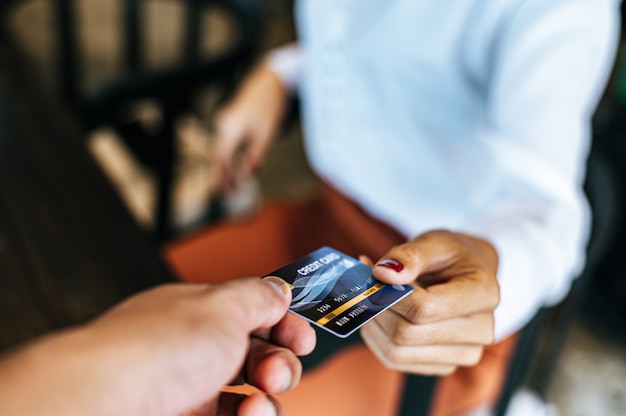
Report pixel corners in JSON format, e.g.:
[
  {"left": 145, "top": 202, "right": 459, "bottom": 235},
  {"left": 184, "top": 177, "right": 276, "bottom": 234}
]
[{"left": 264, "top": 247, "right": 414, "bottom": 338}]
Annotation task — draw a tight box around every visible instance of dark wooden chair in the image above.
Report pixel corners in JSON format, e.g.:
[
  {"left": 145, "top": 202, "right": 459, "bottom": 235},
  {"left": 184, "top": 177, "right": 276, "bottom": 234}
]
[
  {"left": 0, "top": 25, "right": 174, "bottom": 349},
  {"left": 2, "top": 0, "right": 264, "bottom": 240}
]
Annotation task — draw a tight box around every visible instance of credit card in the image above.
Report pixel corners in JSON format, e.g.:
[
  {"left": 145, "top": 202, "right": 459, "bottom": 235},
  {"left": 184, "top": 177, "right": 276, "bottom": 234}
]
[{"left": 264, "top": 247, "right": 414, "bottom": 338}]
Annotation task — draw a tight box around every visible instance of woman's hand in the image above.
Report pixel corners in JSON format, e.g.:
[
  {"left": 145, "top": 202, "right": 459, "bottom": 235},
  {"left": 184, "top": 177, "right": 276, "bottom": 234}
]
[
  {"left": 214, "top": 62, "right": 288, "bottom": 194},
  {"left": 360, "top": 230, "right": 500, "bottom": 376}
]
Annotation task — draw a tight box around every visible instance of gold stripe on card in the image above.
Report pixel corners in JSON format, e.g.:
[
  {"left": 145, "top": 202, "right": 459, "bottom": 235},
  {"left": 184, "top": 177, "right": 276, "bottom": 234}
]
[{"left": 316, "top": 283, "right": 385, "bottom": 325}]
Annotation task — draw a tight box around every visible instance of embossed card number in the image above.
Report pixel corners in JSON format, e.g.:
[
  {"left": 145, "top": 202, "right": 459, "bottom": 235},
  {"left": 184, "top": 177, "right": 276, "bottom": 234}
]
[{"left": 264, "top": 247, "right": 414, "bottom": 338}]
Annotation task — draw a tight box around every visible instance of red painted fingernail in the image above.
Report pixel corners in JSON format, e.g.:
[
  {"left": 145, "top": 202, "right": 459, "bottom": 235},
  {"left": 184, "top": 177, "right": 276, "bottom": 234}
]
[{"left": 376, "top": 259, "right": 404, "bottom": 272}]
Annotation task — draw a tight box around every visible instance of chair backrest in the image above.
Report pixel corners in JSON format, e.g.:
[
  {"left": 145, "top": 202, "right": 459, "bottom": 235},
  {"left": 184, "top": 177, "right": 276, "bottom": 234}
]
[
  {"left": 51, "top": 0, "right": 262, "bottom": 105},
  {"left": 46, "top": 0, "right": 264, "bottom": 239}
]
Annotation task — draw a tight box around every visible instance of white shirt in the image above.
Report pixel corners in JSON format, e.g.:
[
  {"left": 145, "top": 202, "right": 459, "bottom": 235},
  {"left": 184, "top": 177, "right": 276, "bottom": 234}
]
[{"left": 269, "top": 0, "right": 620, "bottom": 340}]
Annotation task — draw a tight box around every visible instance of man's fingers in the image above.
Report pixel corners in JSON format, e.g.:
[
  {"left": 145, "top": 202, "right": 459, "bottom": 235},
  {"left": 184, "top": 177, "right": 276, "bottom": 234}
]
[
  {"left": 216, "top": 392, "right": 282, "bottom": 416},
  {"left": 245, "top": 337, "right": 302, "bottom": 394},
  {"left": 237, "top": 394, "right": 283, "bottom": 416},
  {"left": 269, "top": 313, "right": 316, "bottom": 356},
  {"left": 213, "top": 277, "right": 292, "bottom": 334}
]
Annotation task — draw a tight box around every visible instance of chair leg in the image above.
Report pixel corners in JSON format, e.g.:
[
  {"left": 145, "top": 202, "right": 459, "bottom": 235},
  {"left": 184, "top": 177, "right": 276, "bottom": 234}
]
[
  {"left": 53, "top": 0, "right": 80, "bottom": 103},
  {"left": 398, "top": 374, "right": 437, "bottom": 416},
  {"left": 154, "top": 111, "right": 176, "bottom": 240}
]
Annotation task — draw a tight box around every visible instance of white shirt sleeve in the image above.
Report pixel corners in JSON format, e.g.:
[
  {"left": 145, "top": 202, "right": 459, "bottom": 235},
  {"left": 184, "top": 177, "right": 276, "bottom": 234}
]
[
  {"left": 458, "top": 0, "right": 621, "bottom": 340},
  {"left": 265, "top": 43, "right": 303, "bottom": 93}
]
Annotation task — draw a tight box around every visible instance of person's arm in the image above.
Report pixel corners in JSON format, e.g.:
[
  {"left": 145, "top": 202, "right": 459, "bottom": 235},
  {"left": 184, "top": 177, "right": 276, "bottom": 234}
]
[
  {"left": 0, "top": 277, "right": 316, "bottom": 416},
  {"left": 360, "top": 0, "right": 620, "bottom": 375},
  {"left": 457, "top": 0, "right": 620, "bottom": 339},
  {"left": 215, "top": 44, "right": 302, "bottom": 193}
]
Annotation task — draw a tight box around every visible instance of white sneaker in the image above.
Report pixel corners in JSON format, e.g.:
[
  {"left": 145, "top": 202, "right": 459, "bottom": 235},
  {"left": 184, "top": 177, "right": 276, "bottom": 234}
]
[{"left": 505, "top": 388, "right": 560, "bottom": 416}]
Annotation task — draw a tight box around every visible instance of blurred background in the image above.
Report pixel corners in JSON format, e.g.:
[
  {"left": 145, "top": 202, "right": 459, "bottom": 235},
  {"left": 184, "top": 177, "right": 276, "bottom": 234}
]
[{"left": 0, "top": 1, "right": 625, "bottom": 415}]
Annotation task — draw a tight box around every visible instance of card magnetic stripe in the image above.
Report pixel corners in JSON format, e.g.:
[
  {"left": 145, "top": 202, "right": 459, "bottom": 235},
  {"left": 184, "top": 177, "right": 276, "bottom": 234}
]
[{"left": 316, "top": 282, "right": 385, "bottom": 325}]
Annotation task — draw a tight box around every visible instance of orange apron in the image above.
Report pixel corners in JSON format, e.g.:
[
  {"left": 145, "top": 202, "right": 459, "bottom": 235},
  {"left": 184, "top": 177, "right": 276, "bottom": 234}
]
[{"left": 164, "top": 183, "right": 517, "bottom": 415}]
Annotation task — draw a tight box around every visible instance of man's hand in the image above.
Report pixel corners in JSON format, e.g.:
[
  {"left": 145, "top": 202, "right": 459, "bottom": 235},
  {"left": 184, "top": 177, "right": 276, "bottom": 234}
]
[
  {"left": 0, "top": 277, "right": 316, "bottom": 416},
  {"left": 360, "top": 230, "right": 500, "bottom": 375},
  {"left": 215, "top": 62, "right": 288, "bottom": 194}
]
